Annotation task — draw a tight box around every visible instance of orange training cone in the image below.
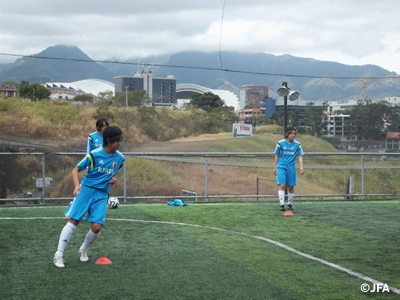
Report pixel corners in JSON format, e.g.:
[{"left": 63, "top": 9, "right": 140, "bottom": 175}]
[
  {"left": 283, "top": 211, "right": 294, "bottom": 216},
  {"left": 95, "top": 256, "right": 112, "bottom": 265}
]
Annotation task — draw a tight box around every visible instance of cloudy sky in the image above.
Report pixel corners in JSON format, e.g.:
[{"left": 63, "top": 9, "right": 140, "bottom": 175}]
[{"left": 1, "top": 0, "right": 400, "bottom": 74}]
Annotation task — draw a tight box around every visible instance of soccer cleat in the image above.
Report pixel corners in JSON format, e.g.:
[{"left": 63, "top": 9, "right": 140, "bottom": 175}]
[
  {"left": 280, "top": 205, "right": 285, "bottom": 211},
  {"left": 53, "top": 256, "right": 65, "bottom": 268},
  {"left": 79, "top": 248, "right": 89, "bottom": 262},
  {"left": 288, "top": 204, "right": 294, "bottom": 210}
]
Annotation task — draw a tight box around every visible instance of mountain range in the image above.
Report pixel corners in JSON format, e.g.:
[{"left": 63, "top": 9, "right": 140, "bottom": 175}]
[{"left": 0, "top": 45, "right": 399, "bottom": 102}]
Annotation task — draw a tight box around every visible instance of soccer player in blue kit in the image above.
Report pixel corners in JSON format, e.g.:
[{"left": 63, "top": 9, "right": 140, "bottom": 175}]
[
  {"left": 64, "top": 118, "right": 113, "bottom": 218},
  {"left": 87, "top": 118, "right": 109, "bottom": 153},
  {"left": 54, "top": 126, "right": 125, "bottom": 268},
  {"left": 273, "top": 127, "right": 304, "bottom": 211}
]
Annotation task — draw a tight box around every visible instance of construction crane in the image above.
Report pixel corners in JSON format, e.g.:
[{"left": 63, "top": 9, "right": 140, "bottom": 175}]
[{"left": 351, "top": 78, "right": 367, "bottom": 101}]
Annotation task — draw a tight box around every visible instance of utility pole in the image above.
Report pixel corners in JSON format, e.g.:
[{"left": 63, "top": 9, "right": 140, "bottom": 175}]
[{"left": 125, "top": 86, "right": 128, "bottom": 107}]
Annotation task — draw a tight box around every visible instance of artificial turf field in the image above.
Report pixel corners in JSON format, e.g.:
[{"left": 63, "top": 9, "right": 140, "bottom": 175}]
[{"left": 1, "top": 200, "right": 399, "bottom": 300}]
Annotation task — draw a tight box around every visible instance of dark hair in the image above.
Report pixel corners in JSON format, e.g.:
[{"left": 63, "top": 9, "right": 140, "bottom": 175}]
[
  {"left": 285, "top": 127, "right": 296, "bottom": 137},
  {"left": 103, "top": 126, "right": 123, "bottom": 146},
  {"left": 96, "top": 118, "right": 109, "bottom": 131}
]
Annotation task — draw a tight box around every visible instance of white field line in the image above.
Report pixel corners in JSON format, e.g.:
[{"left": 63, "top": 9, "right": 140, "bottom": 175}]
[
  {"left": 1, "top": 199, "right": 399, "bottom": 211},
  {"left": 1, "top": 215, "right": 399, "bottom": 294}
]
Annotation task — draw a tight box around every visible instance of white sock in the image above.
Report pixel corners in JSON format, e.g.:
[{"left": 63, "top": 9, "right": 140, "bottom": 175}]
[
  {"left": 278, "top": 190, "right": 285, "bottom": 206},
  {"left": 55, "top": 222, "right": 76, "bottom": 257},
  {"left": 80, "top": 229, "right": 100, "bottom": 251},
  {"left": 288, "top": 193, "right": 294, "bottom": 205}
]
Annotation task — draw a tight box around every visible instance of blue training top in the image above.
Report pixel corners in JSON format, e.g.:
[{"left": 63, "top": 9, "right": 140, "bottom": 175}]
[
  {"left": 87, "top": 131, "right": 104, "bottom": 153},
  {"left": 274, "top": 139, "right": 304, "bottom": 167},
  {"left": 77, "top": 147, "right": 125, "bottom": 193}
]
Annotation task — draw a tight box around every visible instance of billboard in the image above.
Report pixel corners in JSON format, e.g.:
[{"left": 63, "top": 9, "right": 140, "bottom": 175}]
[{"left": 232, "top": 123, "right": 252, "bottom": 137}]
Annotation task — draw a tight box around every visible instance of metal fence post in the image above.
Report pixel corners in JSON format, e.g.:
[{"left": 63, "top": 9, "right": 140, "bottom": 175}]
[
  {"left": 41, "top": 153, "right": 46, "bottom": 204},
  {"left": 205, "top": 154, "right": 208, "bottom": 202},
  {"left": 123, "top": 162, "right": 127, "bottom": 203},
  {"left": 256, "top": 177, "right": 259, "bottom": 201},
  {"left": 361, "top": 154, "right": 365, "bottom": 199}
]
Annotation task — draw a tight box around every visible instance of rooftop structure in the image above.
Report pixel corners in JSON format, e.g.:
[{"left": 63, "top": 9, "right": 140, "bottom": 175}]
[
  {"left": 45, "top": 79, "right": 114, "bottom": 100},
  {"left": 176, "top": 83, "right": 239, "bottom": 110},
  {"left": 0, "top": 84, "right": 17, "bottom": 97}
]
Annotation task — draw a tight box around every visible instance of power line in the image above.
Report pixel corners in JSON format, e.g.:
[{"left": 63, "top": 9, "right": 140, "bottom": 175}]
[{"left": 0, "top": 52, "right": 400, "bottom": 81}]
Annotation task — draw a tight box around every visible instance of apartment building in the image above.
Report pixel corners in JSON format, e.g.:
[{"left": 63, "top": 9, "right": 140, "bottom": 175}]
[
  {"left": 239, "top": 85, "right": 268, "bottom": 109},
  {"left": 115, "top": 71, "right": 177, "bottom": 106}
]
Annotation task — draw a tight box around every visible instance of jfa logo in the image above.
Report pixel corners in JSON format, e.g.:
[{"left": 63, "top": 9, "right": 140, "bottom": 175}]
[
  {"left": 360, "top": 283, "right": 390, "bottom": 293},
  {"left": 239, "top": 125, "right": 250, "bottom": 131}
]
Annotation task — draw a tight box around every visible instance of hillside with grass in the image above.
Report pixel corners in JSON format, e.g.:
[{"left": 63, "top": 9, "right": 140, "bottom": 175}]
[
  {"left": 1, "top": 98, "right": 398, "bottom": 201},
  {"left": 0, "top": 98, "right": 238, "bottom": 148}
]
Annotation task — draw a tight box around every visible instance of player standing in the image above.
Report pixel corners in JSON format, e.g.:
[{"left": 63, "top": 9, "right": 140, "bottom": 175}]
[
  {"left": 64, "top": 118, "right": 111, "bottom": 218},
  {"left": 273, "top": 127, "right": 304, "bottom": 211},
  {"left": 54, "top": 126, "right": 125, "bottom": 268},
  {"left": 87, "top": 118, "right": 109, "bottom": 153}
]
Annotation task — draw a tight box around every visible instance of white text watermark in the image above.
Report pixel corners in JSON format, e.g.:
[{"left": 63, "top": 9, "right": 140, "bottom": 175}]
[{"left": 361, "top": 283, "right": 390, "bottom": 293}]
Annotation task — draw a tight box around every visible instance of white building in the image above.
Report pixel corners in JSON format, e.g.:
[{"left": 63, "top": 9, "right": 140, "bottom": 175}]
[
  {"left": 326, "top": 97, "right": 400, "bottom": 114},
  {"left": 325, "top": 114, "right": 354, "bottom": 140},
  {"left": 384, "top": 97, "right": 400, "bottom": 106},
  {"left": 176, "top": 83, "right": 239, "bottom": 110},
  {"left": 45, "top": 79, "right": 114, "bottom": 101}
]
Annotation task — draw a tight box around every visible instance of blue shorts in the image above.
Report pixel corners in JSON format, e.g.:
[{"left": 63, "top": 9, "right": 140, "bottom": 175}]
[
  {"left": 68, "top": 185, "right": 108, "bottom": 225},
  {"left": 276, "top": 164, "right": 297, "bottom": 187},
  {"left": 63, "top": 197, "right": 75, "bottom": 217}
]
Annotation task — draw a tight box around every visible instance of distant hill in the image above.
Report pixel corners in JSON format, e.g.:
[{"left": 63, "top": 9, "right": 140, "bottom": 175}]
[
  {"left": 0, "top": 45, "right": 110, "bottom": 83},
  {"left": 1, "top": 45, "right": 400, "bottom": 101},
  {"left": 141, "top": 51, "right": 400, "bottom": 101},
  {"left": 0, "top": 63, "right": 11, "bottom": 72}
]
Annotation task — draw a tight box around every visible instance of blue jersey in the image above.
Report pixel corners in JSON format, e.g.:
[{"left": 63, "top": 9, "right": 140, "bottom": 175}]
[
  {"left": 274, "top": 139, "right": 303, "bottom": 167},
  {"left": 77, "top": 147, "right": 125, "bottom": 193},
  {"left": 87, "top": 131, "right": 103, "bottom": 153}
]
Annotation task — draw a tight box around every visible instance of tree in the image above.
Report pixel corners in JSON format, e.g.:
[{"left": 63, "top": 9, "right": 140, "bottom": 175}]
[
  {"left": 349, "top": 101, "right": 388, "bottom": 140},
  {"left": 18, "top": 81, "right": 50, "bottom": 100},
  {"left": 189, "top": 92, "right": 226, "bottom": 113},
  {"left": 31, "top": 83, "right": 51, "bottom": 100},
  {"left": 18, "top": 81, "right": 31, "bottom": 99},
  {"left": 253, "top": 115, "right": 272, "bottom": 126},
  {"left": 206, "top": 107, "right": 236, "bottom": 132},
  {"left": 113, "top": 90, "right": 151, "bottom": 107},
  {"left": 74, "top": 94, "right": 94, "bottom": 102},
  {"left": 270, "top": 110, "right": 298, "bottom": 127},
  {"left": 1, "top": 80, "right": 18, "bottom": 86},
  {"left": 187, "top": 109, "right": 219, "bottom": 135},
  {"left": 97, "top": 90, "right": 114, "bottom": 102},
  {"left": 301, "top": 102, "right": 328, "bottom": 137},
  {"left": 385, "top": 106, "right": 400, "bottom": 132}
]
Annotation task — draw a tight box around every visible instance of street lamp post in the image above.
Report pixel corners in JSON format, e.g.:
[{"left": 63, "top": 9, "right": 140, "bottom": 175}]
[
  {"left": 277, "top": 82, "right": 300, "bottom": 137},
  {"left": 32, "top": 177, "right": 35, "bottom": 190},
  {"left": 277, "top": 82, "right": 300, "bottom": 202}
]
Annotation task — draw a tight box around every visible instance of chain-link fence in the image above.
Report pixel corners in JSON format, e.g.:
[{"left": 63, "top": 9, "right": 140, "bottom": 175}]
[{"left": 1, "top": 151, "right": 399, "bottom": 205}]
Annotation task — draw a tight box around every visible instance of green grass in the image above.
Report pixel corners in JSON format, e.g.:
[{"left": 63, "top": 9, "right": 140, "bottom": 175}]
[{"left": 1, "top": 201, "right": 400, "bottom": 299}]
